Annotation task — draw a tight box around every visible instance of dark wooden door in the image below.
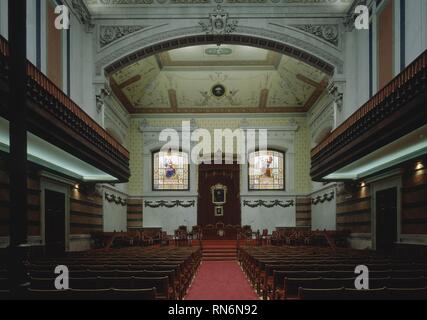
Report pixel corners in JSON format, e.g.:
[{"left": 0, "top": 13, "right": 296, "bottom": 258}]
[
  {"left": 376, "top": 187, "right": 398, "bottom": 252},
  {"left": 45, "top": 190, "right": 66, "bottom": 255},
  {"left": 197, "top": 164, "right": 241, "bottom": 226}
]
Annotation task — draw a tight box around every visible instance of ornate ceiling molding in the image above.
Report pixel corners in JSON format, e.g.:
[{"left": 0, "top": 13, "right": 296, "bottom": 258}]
[
  {"left": 291, "top": 24, "right": 339, "bottom": 47},
  {"left": 100, "top": 26, "right": 146, "bottom": 48},
  {"left": 64, "top": 0, "right": 94, "bottom": 31},
  {"left": 199, "top": 5, "right": 238, "bottom": 36},
  {"left": 86, "top": 0, "right": 352, "bottom": 7},
  {"left": 97, "top": 26, "right": 340, "bottom": 76}
]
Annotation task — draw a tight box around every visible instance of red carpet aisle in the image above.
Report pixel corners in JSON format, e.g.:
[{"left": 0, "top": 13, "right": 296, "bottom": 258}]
[{"left": 185, "top": 261, "right": 259, "bottom": 300}]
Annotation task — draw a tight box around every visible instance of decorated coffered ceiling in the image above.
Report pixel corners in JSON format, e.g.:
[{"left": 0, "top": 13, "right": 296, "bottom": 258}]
[{"left": 109, "top": 45, "right": 329, "bottom": 114}]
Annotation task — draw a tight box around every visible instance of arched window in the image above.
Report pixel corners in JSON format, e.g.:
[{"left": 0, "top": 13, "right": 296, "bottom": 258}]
[
  {"left": 152, "top": 150, "right": 189, "bottom": 191},
  {"left": 248, "top": 150, "right": 285, "bottom": 190}
]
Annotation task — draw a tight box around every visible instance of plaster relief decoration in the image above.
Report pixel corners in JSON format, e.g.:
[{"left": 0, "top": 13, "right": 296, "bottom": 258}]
[
  {"left": 199, "top": 5, "right": 238, "bottom": 36},
  {"left": 144, "top": 200, "right": 196, "bottom": 208},
  {"left": 100, "top": 26, "right": 146, "bottom": 48},
  {"left": 108, "top": 45, "right": 330, "bottom": 113},
  {"left": 105, "top": 192, "right": 127, "bottom": 206},
  {"left": 65, "top": 0, "right": 93, "bottom": 31},
  {"left": 292, "top": 24, "right": 339, "bottom": 47},
  {"left": 311, "top": 191, "right": 335, "bottom": 205},
  {"left": 328, "top": 79, "right": 345, "bottom": 110},
  {"left": 243, "top": 200, "right": 294, "bottom": 208}
]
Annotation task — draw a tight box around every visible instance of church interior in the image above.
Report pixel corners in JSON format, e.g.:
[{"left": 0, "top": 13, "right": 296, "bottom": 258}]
[{"left": 0, "top": 0, "right": 427, "bottom": 301}]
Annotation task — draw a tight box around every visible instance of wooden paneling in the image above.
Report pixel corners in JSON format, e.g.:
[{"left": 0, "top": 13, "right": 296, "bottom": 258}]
[
  {"left": 127, "top": 198, "right": 143, "bottom": 229},
  {"left": 70, "top": 190, "right": 103, "bottom": 235},
  {"left": 198, "top": 164, "right": 241, "bottom": 226},
  {"left": 336, "top": 185, "right": 371, "bottom": 234},
  {"left": 296, "top": 197, "right": 311, "bottom": 228}
]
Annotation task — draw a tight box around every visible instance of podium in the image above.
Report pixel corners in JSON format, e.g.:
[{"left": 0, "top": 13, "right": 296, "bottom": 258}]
[{"left": 201, "top": 225, "right": 240, "bottom": 240}]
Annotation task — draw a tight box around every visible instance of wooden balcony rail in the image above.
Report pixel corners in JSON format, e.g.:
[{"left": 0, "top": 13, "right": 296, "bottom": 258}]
[
  {"left": 311, "top": 49, "right": 427, "bottom": 158},
  {"left": 0, "top": 35, "right": 129, "bottom": 161}
]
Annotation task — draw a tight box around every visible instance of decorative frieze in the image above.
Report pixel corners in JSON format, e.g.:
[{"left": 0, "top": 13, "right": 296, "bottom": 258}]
[
  {"left": 199, "top": 5, "right": 238, "bottom": 36},
  {"left": 243, "top": 200, "right": 295, "bottom": 208},
  {"left": 292, "top": 24, "right": 339, "bottom": 46},
  {"left": 99, "top": 26, "right": 146, "bottom": 48},
  {"left": 311, "top": 191, "right": 335, "bottom": 205},
  {"left": 105, "top": 192, "right": 127, "bottom": 206},
  {"left": 144, "top": 200, "right": 196, "bottom": 208},
  {"left": 64, "top": 0, "right": 94, "bottom": 31}
]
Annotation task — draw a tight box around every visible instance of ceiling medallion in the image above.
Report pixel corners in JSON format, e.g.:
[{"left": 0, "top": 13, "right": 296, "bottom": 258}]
[
  {"left": 205, "top": 47, "right": 233, "bottom": 56},
  {"left": 199, "top": 5, "right": 238, "bottom": 36},
  {"left": 211, "top": 84, "right": 226, "bottom": 98}
]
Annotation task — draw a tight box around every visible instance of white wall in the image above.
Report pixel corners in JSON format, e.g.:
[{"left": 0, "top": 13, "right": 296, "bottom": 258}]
[
  {"left": 241, "top": 196, "right": 296, "bottom": 233},
  {"left": 26, "top": 0, "right": 37, "bottom": 65},
  {"left": 69, "top": 14, "right": 98, "bottom": 122},
  {"left": 311, "top": 187, "right": 336, "bottom": 231},
  {"left": 340, "top": 27, "right": 370, "bottom": 125},
  {"left": 103, "top": 187, "right": 127, "bottom": 232},
  {"left": 0, "top": 0, "right": 8, "bottom": 39},
  {"left": 143, "top": 196, "right": 197, "bottom": 235},
  {"left": 405, "top": 0, "right": 427, "bottom": 66}
]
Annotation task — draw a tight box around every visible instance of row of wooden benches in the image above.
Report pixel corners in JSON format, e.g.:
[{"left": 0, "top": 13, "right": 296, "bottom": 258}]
[
  {"left": 238, "top": 246, "right": 427, "bottom": 300},
  {"left": 279, "top": 276, "right": 427, "bottom": 299},
  {"left": 298, "top": 287, "right": 427, "bottom": 300},
  {"left": 2, "top": 288, "right": 158, "bottom": 300},
  {"left": 29, "top": 276, "right": 173, "bottom": 299},
  {"left": 1, "top": 247, "right": 202, "bottom": 300}
]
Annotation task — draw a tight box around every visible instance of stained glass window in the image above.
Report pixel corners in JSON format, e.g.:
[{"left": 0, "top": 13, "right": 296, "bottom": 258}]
[
  {"left": 248, "top": 150, "right": 285, "bottom": 190},
  {"left": 153, "top": 150, "right": 189, "bottom": 191}
]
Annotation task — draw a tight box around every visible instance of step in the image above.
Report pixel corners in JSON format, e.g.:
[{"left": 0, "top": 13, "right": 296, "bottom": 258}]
[
  {"left": 203, "top": 257, "right": 236, "bottom": 261},
  {"left": 203, "top": 252, "right": 237, "bottom": 256}
]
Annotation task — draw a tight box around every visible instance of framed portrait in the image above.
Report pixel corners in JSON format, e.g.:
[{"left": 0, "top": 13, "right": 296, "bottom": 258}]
[
  {"left": 215, "top": 206, "right": 224, "bottom": 217},
  {"left": 211, "top": 183, "right": 227, "bottom": 205}
]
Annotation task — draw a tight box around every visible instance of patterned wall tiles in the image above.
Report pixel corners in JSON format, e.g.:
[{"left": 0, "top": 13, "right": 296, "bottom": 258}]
[{"left": 127, "top": 116, "right": 311, "bottom": 195}]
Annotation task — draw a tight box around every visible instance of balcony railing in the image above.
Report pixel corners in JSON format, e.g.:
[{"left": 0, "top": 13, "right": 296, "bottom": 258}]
[
  {"left": 0, "top": 36, "right": 129, "bottom": 173},
  {"left": 311, "top": 49, "right": 427, "bottom": 159}
]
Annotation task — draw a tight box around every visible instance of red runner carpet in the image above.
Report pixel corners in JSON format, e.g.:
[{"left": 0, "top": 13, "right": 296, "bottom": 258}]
[{"left": 185, "top": 261, "right": 259, "bottom": 300}]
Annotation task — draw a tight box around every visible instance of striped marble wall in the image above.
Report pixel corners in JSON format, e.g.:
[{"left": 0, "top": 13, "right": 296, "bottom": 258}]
[
  {"left": 127, "top": 197, "right": 143, "bottom": 229},
  {"left": 0, "top": 158, "right": 41, "bottom": 237},
  {"left": 70, "top": 188, "right": 103, "bottom": 235},
  {"left": 401, "top": 162, "right": 427, "bottom": 235},
  {"left": 295, "top": 197, "right": 311, "bottom": 228},
  {"left": 336, "top": 183, "right": 371, "bottom": 234}
]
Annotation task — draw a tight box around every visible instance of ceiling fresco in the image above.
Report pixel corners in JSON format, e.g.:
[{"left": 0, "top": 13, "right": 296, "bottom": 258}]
[{"left": 109, "top": 45, "right": 329, "bottom": 114}]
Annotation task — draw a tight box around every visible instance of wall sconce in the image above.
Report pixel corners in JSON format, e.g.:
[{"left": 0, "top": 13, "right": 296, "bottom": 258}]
[
  {"left": 360, "top": 182, "right": 366, "bottom": 188},
  {"left": 74, "top": 184, "right": 80, "bottom": 190},
  {"left": 415, "top": 161, "right": 424, "bottom": 171}
]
